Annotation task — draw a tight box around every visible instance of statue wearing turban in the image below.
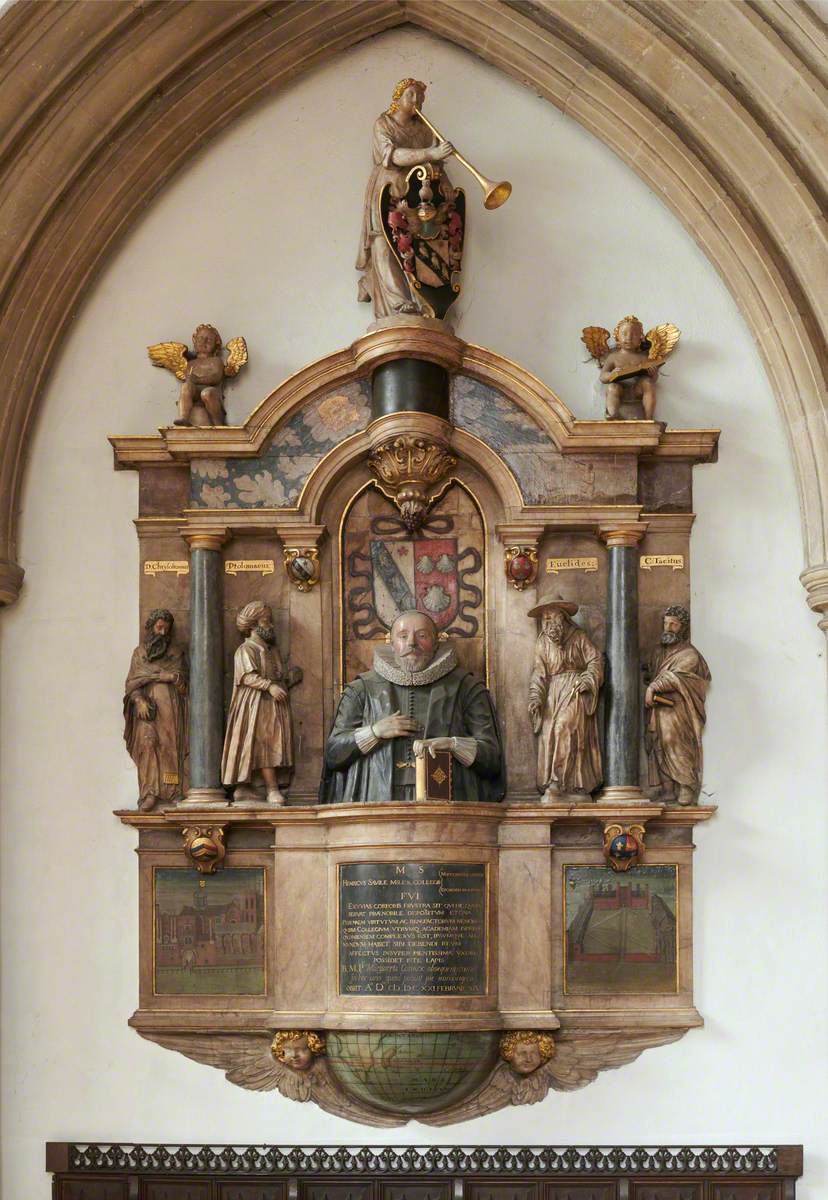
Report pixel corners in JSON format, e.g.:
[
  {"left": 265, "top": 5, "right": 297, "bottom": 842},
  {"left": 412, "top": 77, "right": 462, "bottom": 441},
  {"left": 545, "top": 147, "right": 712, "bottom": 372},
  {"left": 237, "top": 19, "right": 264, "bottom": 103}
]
[{"left": 221, "top": 600, "right": 301, "bottom": 806}]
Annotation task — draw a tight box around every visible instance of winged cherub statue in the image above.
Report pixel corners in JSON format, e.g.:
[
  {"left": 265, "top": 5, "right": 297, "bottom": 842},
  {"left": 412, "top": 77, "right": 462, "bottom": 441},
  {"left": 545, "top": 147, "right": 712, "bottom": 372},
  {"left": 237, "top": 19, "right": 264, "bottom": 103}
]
[
  {"left": 148, "top": 324, "right": 248, "bottom": 426},
  {"left": 582, "top": 316, "right": 680, "bottom": 420}
]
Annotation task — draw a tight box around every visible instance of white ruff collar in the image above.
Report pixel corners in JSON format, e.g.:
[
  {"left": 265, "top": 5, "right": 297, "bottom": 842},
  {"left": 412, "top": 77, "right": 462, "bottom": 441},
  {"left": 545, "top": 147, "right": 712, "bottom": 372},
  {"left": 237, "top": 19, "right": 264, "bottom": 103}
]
[{"left": 372, "top": 643, "right": 457, "bottom": 686}]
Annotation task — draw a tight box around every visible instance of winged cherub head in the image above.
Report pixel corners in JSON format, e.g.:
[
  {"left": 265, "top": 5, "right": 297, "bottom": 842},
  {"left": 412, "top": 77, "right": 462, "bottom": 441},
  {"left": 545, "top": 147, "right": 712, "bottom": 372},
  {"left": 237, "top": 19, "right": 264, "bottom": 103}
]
[
  {"left": 271, "top": 1030, "right": 326, "bottom": 1072},
  {"left": 192, "top": 323, "right": 222, "bottom": 356},
  {"left": 499, "top": 1030, "right": 556, "bottom": 1075}
]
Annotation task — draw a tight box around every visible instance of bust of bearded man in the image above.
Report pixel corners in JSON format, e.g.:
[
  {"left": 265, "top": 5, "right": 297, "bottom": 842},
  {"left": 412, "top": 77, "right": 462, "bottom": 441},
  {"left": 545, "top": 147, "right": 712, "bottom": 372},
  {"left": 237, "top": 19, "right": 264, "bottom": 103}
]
[{"left": 320, "top": 610, "right": 505, "bottom": 804}]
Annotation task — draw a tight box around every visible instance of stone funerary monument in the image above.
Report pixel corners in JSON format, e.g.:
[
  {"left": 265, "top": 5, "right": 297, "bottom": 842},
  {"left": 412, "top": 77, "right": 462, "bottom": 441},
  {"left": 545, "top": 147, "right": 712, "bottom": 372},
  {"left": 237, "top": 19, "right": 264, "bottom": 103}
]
[{"left": 115, "top": 77, "right": 718, "bottom": 1125}]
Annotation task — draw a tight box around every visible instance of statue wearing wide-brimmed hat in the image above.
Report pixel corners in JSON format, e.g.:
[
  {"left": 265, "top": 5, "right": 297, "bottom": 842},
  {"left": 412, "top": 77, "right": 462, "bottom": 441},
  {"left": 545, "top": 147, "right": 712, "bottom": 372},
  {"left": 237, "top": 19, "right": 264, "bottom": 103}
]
[{"left": 527, "top": 597, "right": 603, "bottom": 803}]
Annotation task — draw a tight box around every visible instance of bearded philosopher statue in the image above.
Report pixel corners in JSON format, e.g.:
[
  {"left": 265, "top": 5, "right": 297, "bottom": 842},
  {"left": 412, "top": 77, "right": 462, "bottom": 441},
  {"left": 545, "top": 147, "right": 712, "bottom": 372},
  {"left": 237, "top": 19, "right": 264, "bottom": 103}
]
[
  {"left": 645, "top": 605, "right": 711, "bottom": 806},
  {"left": 320, "top": 610, "right": 504, "bottom": 804},
  {"left": 527, "top": 600, "right": 603, "bottom": 802},
  {"left": 123, "top": 608, "right": 188, "bottom": 811}
]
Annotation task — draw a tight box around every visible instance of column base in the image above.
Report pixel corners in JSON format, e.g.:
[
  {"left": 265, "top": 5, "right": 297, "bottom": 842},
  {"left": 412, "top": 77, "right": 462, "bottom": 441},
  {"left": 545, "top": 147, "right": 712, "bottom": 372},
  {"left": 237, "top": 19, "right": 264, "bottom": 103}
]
[
  {"left": 596, "top": 784, "right": 655, "bottom": 806},
  {"left": 178, "top": 787, "right": 229, "bottom": 807}
]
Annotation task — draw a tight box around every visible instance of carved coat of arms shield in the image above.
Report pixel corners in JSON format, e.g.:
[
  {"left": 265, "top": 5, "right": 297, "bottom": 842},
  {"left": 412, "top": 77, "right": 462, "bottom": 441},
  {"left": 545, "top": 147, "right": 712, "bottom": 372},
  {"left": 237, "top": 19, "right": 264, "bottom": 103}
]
[
  {"left": 380, "top": 164, "right": 465, "bottom": 319},
  {"left": 370, "top": 537, "right": 459, "bottom": 630}
]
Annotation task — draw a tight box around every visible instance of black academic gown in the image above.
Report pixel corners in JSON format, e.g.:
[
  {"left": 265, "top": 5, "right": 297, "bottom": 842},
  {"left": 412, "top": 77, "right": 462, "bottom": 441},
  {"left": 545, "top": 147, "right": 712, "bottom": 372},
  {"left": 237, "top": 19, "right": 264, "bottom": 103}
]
[{"left": 319, "top": 666, "right": 505, "bottom": 804}]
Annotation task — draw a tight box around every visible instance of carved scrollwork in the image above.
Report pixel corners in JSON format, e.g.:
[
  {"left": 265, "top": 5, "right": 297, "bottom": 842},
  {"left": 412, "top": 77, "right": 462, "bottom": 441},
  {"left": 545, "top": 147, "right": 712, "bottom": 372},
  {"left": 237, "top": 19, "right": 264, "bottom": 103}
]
[{"left": 283, "top": 546, "right": 321, "bottom": 592}]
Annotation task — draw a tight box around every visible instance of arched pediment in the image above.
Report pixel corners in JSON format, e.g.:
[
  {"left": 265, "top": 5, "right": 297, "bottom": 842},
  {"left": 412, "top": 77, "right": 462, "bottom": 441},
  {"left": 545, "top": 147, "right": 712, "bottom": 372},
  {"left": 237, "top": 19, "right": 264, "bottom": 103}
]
[{"left": 112, "top": 326, "right": 717, "bottom": 527}]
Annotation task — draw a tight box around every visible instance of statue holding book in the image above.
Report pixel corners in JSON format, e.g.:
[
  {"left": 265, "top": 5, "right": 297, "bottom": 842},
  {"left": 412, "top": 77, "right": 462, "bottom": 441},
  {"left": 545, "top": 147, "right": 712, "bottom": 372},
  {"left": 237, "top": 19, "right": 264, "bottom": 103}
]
[{"left": 320, "top": 609, "right": 504, "bottom": 804}]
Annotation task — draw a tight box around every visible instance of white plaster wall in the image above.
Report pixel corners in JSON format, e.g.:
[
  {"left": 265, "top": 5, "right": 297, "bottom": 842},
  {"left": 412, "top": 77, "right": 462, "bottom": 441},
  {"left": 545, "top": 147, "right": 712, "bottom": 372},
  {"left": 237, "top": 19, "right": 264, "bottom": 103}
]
[{"left": 2, "top": 27, "right": 825, "bottom": 1199}]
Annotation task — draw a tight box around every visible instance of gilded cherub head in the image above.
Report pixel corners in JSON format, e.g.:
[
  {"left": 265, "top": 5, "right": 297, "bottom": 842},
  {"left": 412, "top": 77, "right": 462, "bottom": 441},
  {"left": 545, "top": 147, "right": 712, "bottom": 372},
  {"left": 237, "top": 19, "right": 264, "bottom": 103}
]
[
  {"left": 499, "top": 1030, "right": 556, "bottom": 1075},
  {"left": 192, "top": 323, "right": 222, "bottom": 356},
  {"left": 613, "top": 315, "right": 645, "bottom": 351},
  {"left": 271, "top": 1030, "right": 326, "bottom": 1072}
]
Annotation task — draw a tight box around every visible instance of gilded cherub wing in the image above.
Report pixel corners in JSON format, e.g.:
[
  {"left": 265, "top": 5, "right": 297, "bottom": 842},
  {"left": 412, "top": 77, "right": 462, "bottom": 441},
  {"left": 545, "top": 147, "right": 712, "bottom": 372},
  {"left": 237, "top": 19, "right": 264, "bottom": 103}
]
[
  {"left": 223, "top": 336, "right": 248, "bottom": 378},
  {"left": 581, "top": 326, "right": 612, "bottom": 362},
  {"left": 546, "top": 1028, "right": 686, "bottom": 1092},
  {"left": 645, "top": 323, "right": 680, "bottom": 362},
  {"left": 147, "top": 341, "right": 188, "bottom": 381},
  {"left": 307, "top": 1058, "right": 405, "bottom": 1127},
  {"left": 139, "top": 1033, "right": 312, "bottom": 1100}
]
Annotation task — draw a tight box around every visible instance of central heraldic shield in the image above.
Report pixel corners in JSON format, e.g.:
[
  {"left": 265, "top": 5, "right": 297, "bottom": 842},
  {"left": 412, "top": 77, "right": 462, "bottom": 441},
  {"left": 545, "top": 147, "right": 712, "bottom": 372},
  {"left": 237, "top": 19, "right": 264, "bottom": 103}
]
[
  {"left": 370, "top": 537, "right": 459, "bottom": 630},
  {"left": 343, "top": 490, "right": 486, "bottom": 682}
]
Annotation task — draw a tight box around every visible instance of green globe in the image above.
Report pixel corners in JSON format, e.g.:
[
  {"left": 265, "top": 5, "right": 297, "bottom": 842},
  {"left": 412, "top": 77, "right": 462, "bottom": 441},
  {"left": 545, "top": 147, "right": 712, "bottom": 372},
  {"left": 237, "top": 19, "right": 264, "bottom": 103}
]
[{"left": 326, "top": 1030, "right": 499, "bottom": 1115}]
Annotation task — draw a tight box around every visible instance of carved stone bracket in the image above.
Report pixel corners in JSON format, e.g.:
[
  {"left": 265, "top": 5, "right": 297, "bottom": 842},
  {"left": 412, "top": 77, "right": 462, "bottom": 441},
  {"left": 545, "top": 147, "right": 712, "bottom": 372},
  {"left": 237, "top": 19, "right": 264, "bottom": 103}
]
[
  {"left": 136, "top": 1023, "right": 692, "bottom": 1125},
  {"left": 603, "top": 822, "right": 646, "bottom": 871},
  {"left": 800, "top": 562, "right": 828, "bottom": 633},
  {"left": 181, "top": 825, "right": 226, "bottom": 873}
]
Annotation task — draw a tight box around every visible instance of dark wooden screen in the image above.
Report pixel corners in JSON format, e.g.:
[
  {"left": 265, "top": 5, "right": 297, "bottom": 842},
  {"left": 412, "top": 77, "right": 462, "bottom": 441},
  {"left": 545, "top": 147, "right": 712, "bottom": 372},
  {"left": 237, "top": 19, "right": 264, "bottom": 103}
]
[{"left": 46, "top": 1145, "right": 803, "bottom": 1200}]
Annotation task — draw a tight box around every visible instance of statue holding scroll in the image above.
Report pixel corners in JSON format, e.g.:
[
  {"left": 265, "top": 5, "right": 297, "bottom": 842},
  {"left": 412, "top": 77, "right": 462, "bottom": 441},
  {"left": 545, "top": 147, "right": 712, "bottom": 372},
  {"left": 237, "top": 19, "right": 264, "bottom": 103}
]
[
  {"left": 528, "top": 600, "right": 603, "bottom": 802},
  {"left": 320, "top": 610, "right": 504, "bottom": 804}
]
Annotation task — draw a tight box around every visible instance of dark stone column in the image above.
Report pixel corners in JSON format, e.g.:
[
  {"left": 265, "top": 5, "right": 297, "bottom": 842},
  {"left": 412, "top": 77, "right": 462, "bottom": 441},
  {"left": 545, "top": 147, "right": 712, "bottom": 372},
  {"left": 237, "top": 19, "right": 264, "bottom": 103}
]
[
  {"left": 182, "top": 531, "right": 226, "bottom": 804},
  {"left": 600, "top": 527, "right": 649, "bottom": 804},
  {"left": 371, "top": 358, "right": 450, "bottom": 420}
]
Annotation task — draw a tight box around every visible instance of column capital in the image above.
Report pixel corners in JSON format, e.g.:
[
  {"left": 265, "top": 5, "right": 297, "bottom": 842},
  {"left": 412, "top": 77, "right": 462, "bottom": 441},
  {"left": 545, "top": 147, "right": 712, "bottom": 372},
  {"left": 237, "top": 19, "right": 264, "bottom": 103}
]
[
  {"left": 800, "top": 562, "right": 828, "bottom": 632},
  {"left": 495, "top": 521, "right": 547, "bottom": 547},
  {"left": 599, "top": 523, "right": 648, "bottom": 548},
  {"left": 274, "top": 521, "right": 327, "bottom": 550},
  {"left": 182, "top": 527, "right": 228, "bottom": 552}
]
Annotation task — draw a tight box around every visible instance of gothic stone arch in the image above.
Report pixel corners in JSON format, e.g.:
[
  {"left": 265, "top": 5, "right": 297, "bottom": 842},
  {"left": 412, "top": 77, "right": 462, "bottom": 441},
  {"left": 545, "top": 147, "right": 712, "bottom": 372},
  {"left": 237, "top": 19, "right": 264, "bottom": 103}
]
[{"left": 0, "top": 0, "right": 826, "bottom": 631}]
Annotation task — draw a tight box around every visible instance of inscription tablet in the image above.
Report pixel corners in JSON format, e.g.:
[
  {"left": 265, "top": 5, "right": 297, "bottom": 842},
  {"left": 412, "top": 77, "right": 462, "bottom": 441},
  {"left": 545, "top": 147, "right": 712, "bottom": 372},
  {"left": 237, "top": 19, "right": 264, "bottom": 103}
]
[{"left": 338, "top": 861, "right": 488, "bottom": 996}]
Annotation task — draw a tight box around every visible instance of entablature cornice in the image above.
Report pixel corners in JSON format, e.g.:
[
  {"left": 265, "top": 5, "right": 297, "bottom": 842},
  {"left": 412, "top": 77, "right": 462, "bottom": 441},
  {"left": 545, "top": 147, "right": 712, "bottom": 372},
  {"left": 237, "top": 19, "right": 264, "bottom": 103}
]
[
  {"left": 116, "top": 800, "right": 718, "bottom": 831},
  {"left": 178, "top": 509, "right": 327, "bottom": 547},
  {"left": 496, "top": 506, "right": 647, "bottom": 543},
  {"left": 642, "top": 512, "right": 697, "bottom": 534}
]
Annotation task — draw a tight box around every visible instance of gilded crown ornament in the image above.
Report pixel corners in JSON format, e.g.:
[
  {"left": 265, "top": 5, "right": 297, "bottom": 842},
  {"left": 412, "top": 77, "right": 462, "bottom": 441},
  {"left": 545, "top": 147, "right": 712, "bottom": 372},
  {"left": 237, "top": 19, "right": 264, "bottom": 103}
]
[{"left": 368, "top": 432, "right": 456, "bottom": 532}]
